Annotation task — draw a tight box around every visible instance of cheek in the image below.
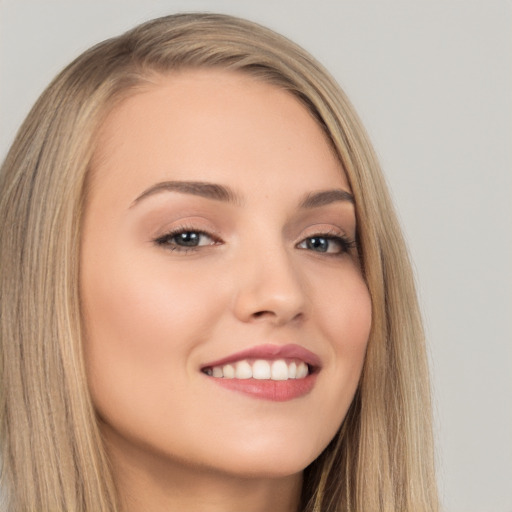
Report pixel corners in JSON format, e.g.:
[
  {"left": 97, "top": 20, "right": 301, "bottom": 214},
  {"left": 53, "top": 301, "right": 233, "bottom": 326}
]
[
  {"left": 311, "top": 264, "right": 372, "bottom": 398},
  {"left": 330, "top": 285, "right": 371, "bottom": 358},
  {"left": 80, "top": 249, "right": 225, "bottom": 412},
  {"left": 311, "top": 260, "right": 372, "bottom": 354}
]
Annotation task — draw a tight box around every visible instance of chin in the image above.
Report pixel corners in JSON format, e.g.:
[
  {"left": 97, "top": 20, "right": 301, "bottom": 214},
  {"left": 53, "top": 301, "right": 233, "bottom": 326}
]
[{"left": 188, "top": 432, "right": 328, "bottom": 479}]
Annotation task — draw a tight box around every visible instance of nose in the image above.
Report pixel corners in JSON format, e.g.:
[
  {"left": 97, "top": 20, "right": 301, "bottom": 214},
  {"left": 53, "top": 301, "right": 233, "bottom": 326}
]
[{"left": 232, "top": 244, "right": 307, "bottom": 326}]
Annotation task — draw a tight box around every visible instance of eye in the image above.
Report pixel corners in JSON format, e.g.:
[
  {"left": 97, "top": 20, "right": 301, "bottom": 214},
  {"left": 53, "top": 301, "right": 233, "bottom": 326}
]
[
  {"left": 297, "top": 234, "right": 355, "bottom": 255},
  {"left": 154, "top": 228, "right": 219, "bottom": 252}
]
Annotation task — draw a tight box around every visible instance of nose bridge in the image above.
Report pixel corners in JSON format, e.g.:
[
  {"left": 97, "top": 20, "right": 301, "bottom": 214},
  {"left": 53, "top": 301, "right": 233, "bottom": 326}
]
[{"left": 232, "top": 229, "right": 306, "bottom": 324}]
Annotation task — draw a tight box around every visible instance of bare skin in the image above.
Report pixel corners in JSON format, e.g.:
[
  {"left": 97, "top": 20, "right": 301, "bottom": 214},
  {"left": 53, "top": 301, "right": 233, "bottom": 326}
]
[
  {"left": 81, "top": 69, "right": 371, "bottom": 511},
  {"left": 105, "top": 426, "right": 302, "bottom": 512}
]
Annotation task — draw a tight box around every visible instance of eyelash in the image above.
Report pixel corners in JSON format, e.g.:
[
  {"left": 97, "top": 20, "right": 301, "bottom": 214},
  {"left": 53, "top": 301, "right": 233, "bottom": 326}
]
[
  {"left": 154, "top": 225, "right": 220, "bottom": 253},
  {"left": 154, "top": 226, "right": 357, "bottom": 256},
  {"left": 296, "top": 231, "right": 357, "bottom": 256}
]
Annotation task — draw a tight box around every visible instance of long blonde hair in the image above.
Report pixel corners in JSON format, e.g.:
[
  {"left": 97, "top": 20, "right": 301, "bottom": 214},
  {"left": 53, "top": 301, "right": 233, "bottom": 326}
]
[{"left": 0, "top": 13, "right": 438, "bottom": 512}]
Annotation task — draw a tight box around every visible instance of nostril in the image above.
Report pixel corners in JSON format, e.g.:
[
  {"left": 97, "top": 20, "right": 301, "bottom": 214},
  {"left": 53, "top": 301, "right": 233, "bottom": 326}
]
[
  {"left": 252, "top": 310, "right": 273, "bottom": 319},
  {"left": 250, "top": 310, "right": 304, "bottom": 325}
]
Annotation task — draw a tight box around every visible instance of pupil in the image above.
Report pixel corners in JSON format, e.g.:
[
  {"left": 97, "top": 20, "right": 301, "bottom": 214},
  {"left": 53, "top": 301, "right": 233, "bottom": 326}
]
[
  {"left": 177, "top": 232, "right": 199, "bottom": 246},
  {"left": 308, "top": 237, "right": 328, "bottom": 252}
]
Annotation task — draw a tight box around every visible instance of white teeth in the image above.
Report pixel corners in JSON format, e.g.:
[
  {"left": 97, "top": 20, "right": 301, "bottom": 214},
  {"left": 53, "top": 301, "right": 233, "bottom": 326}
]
[
  {"left": 222, "top": 364, "right": 235, "bottom": 379},
  {"left": 288, "top": 361, "right": 297, "bottom": 379},
  {"left": 206, "top": 359, "right": 311, "bottom": 380},
  {"left": 271, "top": 359, "right": 289, "bottom": 381},
  {"left": 235, "top": 360, "right": 252, "bottom": 379},
  {"left": 252, "top": 360, "right": 271, "bottom": 379},
  {"left": 296, "top": 362, "right": 308, "bottom": 379},
  {"left": 212, "top": 366, "right": 223, "bottom": 378}
]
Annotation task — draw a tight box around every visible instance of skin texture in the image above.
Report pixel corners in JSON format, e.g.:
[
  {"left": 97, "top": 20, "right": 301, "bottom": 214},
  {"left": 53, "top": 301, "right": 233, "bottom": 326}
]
[{"left": 80, "top": 70, "right": 372, "bottom": 512}]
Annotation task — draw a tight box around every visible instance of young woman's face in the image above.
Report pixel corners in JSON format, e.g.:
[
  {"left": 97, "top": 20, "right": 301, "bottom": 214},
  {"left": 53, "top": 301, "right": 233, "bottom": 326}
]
[{"left": 81, "top": 70, "right": 371, "bottom": 479}]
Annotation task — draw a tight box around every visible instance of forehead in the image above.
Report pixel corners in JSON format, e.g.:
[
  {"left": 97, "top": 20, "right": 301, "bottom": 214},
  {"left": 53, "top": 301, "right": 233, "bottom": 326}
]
[{"left": 89, "top": 69, "right": 349, "bottom": 203}]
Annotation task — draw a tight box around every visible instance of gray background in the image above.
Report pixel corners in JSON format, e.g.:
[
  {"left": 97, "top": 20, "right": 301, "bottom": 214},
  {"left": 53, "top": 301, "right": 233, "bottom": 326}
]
[{"left": 1, "top": 1, "right": 511, "bottom": 511}]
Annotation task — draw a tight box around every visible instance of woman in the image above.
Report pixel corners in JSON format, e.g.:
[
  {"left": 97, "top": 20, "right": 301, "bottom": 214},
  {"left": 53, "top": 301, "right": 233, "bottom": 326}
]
[{"left": 0, "top": 13, "right": 438, "bottom": 512}]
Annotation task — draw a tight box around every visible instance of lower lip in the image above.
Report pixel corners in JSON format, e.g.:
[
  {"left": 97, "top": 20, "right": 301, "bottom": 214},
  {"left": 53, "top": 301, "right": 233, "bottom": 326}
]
[{"left": 207, "top": 374, "right": 317, "bottom": 402}]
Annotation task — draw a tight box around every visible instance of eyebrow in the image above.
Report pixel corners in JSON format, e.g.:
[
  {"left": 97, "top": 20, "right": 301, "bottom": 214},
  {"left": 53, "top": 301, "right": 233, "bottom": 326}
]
[
  {"left": 131, "top": 181, "right": 242, "bottom": 207},
  {"left": 130, "top": 180, "right": 354, "bottom": 209},
  {"left": 298, "top": 189, "right": 354, "bottom": 208}
]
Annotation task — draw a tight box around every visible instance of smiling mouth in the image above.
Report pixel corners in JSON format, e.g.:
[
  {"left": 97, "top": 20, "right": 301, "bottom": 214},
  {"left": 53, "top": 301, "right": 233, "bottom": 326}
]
[
  {"left": 200, "top": 344, "right": 321, "bottom": 401},
  {"left": 202, "top": 358, "right": 312, "bottom": 381}
]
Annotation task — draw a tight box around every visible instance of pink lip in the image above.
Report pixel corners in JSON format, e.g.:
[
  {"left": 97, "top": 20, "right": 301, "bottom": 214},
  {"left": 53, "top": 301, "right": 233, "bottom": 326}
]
[
  {"left": 201, "top": 343, "right": 322, "bottom": 370},
  {"left": 209, "top": 375, "right": 318, "bottom": 402},
  {"left": 201, "top": 344, "right": 321, "bottom": 402}
]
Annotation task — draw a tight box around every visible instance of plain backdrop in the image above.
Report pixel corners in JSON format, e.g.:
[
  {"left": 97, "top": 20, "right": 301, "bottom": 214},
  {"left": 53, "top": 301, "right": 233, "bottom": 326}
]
[{"left": 1, "top": 1, "right": 511, "bottom": 511}]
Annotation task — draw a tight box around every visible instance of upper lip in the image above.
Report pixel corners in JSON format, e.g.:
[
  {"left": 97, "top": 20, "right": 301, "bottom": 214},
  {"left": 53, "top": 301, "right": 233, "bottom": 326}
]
[{"left": 201, "top": 343, "right": 322, "bottom": 370}]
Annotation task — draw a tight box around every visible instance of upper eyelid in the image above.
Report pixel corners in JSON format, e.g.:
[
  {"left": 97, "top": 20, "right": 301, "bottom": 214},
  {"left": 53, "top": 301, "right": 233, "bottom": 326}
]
[
  {"left": 155, "top": 228, "right": 218, "bottom": 242},
  {"left": 153, "top": 221, "right": 221, "bottom": 239},
  {"left": 297, "top": 224, "right": 349, "bottom": 239},
  {"left": 298, "top": 232, "right": 356, "bottom": 245}
]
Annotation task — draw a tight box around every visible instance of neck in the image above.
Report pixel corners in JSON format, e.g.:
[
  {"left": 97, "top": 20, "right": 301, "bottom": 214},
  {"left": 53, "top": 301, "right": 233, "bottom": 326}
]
[{"left": 104, "top": 428, "right": 303, "bottom": 512}]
